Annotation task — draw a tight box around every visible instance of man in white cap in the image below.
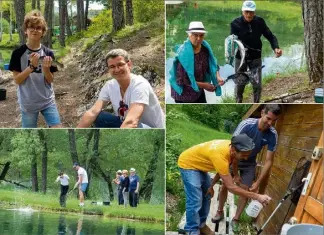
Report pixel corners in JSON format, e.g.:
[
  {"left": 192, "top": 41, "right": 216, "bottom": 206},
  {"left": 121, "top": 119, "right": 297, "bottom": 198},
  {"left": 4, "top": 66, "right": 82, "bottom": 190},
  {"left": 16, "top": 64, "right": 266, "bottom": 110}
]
[
  {"left": 129, "top": 168, "right": 140, "bottom": 207},
  {"left": 231, "top": 1, "right": 282, "bottom": 103},
  {"left": 169, "top": 21, "right": 224, "bottom": 103},
  {"left": 178, "top": 134, "right": 271, "bottom": 235},
  {"left": 73, "top": 163, "right": 88, "bottom": 207}
]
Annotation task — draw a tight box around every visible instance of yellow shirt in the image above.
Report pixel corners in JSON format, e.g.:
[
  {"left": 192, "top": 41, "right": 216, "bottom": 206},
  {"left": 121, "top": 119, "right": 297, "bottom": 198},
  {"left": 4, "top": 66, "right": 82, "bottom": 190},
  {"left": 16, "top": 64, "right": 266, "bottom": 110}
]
[{"left": 178, "top": 140, "right": 231, "bottom": 175}]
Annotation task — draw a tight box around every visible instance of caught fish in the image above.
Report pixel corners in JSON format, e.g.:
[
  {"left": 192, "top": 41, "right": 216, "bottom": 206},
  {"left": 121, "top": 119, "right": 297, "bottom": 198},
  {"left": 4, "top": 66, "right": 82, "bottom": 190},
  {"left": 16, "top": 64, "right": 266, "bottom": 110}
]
[
  {"left": 225, "top": 34, "right": 246, "bottom": 70},
  {"left": 38, "top": 56, "right": 64, "bottom": 68}
]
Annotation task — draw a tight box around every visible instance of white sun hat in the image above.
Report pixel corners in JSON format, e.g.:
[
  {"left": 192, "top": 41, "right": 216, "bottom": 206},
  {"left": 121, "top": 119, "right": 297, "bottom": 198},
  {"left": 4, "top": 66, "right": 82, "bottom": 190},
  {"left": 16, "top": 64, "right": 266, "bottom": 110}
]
[
  {"left": 186, "top": 21, "right": 207, "bottom": 34},
  {"left": 242, "top": 1, "right": 256, "bottom": 11}
]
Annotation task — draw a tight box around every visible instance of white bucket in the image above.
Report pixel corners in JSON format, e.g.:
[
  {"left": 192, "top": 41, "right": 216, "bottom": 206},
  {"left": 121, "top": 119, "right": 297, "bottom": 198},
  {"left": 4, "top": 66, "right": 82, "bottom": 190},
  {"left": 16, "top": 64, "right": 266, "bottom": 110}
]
[{"left": 245, "top": 200, "right": 263, "bottom": 218}]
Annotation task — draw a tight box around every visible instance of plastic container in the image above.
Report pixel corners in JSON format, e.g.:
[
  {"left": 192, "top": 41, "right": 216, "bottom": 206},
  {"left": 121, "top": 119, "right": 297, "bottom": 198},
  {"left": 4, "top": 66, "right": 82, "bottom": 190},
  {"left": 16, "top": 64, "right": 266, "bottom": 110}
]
[
  {"left": 245, "top": 200, "right": 263, "bottom": 218},
  {"left": 3, "top": 63, "right": 9, "bottom": 71},
  {"left": 0, "top": 88, "right": 6, "bottom": 101},
  {"left": 314, "top": 88, "right": 323, "bottom": 103},
  {"left": 280, "top": 223, "right": 293, "bottom": 235},
  {"left": 286, "top": 224, "right": 323, "bottom": 235}
]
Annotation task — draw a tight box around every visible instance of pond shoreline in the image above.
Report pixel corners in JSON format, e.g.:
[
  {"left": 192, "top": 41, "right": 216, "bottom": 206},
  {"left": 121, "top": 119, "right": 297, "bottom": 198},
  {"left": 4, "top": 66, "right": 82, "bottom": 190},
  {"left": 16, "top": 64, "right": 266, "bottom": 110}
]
[{"left": 0, "top": 200, "right": 164, "bottom": 223}]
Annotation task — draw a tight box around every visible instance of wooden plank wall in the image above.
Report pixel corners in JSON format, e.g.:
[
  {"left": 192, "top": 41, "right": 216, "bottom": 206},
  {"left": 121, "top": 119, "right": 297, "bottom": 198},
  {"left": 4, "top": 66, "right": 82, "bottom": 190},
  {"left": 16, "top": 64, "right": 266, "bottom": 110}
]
[{"left": 252, "top": 104, "right": 323, "bottom": 234}]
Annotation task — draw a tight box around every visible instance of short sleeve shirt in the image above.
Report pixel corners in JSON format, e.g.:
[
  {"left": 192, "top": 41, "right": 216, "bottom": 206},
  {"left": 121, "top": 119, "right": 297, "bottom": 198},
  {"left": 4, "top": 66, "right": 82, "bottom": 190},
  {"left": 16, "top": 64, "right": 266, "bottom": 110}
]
[
  {"left": 9, "top": 44, "right": 58, "bottom": 112},
  {"left": 98, "top": 73, "right": 165, "bottom": 128},
  {"left": 178, "top": 140, "right": 231, "bottom": 175},
  {"left": 129, "top": 175, "right": 140, "bottom": 190},
  {"left": 77, "top": 167, "right": 88, "bottom": 183},
  {"left": 233, "top": 118, "right": 278, "bottom": 167}
]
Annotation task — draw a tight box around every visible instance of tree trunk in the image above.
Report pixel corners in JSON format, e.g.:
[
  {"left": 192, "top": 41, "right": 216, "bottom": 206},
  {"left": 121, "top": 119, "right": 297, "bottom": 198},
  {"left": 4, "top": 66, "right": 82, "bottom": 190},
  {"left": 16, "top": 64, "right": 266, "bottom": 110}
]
[
  {"left": 32, "top": 0, "right": 36, "bottom": 9},
  {"left": 38, "top": 130, "right": 48, "bottom": 194},
  {"left": 76, "top": 0, "right": 81, "bottom": 31},
  {"left": 0, "top": 8, "right": 3, "bottom": 42},
  {"left": 37, "top": 0, "right": 40, "bottom": 10},
  {"left": 65, "top": 1, "right": 72, "bottom": 36},
  {"left": 43, "top": 0, "right": 53, "bottom": 47},
  {"left": 68, "top": 129, "right": 79, "bottom": 164},
  {"left": 302, "top": 0, "right": 323, "bottom": 83},
  {"left": 80, "top": 0, "right": 85, "bottom": 30},
  {"left": 14, "top": 0, "right": 25, "bottom": 44},
  {"left": 0, "top": 162, "right": 11, "bottom": 180},
  {"left": 31, "top": 154, "right": 39, "bottom": 192},
  {"left": 9, "top": 3, "right": 13, "bottom": 41},
  {"left": 58, "top": 0, "right": 66, "bottom": 46},
  {"left": 139, "top": 137, "right": 161, "bottom": 202},
  {"left": 93, "top": 163, "right": 114, "bottom": 201},
  {"left": 125, "top": 0, "right": 133, "bottom": 26},
  {"left": 112, "top": 0, "right": 125, "bottom": 32},
  {"left": 85, "top": 0, "right": 90, "bottom": 29}
]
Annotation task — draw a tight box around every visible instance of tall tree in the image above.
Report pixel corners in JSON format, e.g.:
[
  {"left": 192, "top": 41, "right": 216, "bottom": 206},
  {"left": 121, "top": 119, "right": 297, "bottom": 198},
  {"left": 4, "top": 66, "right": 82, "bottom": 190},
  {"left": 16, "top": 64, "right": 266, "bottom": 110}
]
[
  {"left": 0, "top": 2, "right": 3, "bottom": 42},
  {"left": 31, "top": 150, "right": 39, "bottom": 192},
  {"left": 32, "top": 0, "right": 36, "bottom": 9},
  {"left": 37, "top": 0, "right": 40, "bottom": 10},
  {"left": 65, "top": 1, "right": 72, "bottom": 36},
  {"left": 76, "top": 0, "right": 85, "bottom": 31},
  {"left": 125, "top": 0, "right": 133, "bottom": 26},
  {"left": 38, "top": 130, "right": 48, "bottom": 194},
  {"left": 43, "top": 0, "right": 53, "bottom": 47},
  {"left": 112, "top": 0, "right": 125, "bottom": 32},
  {"left": 139, "top": 135, "right": 162, "bottom": 202},
  {"left": 14, "top": 0, "right": 25, "bottom": 44},
  {"left": 58, "top": 0, "right": 66, "bottom": 46},
  {"left": 68, "top": 129, "right": 79, "bottom": 164},
  {"left": 302, "top": 0, "right": 323, "bottom": 82},
  {"left": 85, "top": 0, "right": 89, "bottom": 29},
  {"left": 9, "top": 2, "right": 13, "bottom": 41}
]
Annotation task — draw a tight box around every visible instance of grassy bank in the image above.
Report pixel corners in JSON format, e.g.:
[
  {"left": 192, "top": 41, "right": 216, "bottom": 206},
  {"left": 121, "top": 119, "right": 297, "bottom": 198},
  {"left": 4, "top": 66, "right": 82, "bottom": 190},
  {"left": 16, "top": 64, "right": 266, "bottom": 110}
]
[{"left": 0, "top": 189, "right": 164, "bottom": 223}]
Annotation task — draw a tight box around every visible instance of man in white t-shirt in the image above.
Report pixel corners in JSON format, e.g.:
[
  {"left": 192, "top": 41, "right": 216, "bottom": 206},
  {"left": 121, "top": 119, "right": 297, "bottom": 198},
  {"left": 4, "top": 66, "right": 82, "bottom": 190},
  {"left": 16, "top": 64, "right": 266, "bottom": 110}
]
[
  {"left": 55, "top": 172, "right": 70, "bottom": 207},
  {"left": 73, "top": 163, "right": 88, "bottom": 207},
  {"left": 77, "top": 48, "right": 165, "bottom": 128}
]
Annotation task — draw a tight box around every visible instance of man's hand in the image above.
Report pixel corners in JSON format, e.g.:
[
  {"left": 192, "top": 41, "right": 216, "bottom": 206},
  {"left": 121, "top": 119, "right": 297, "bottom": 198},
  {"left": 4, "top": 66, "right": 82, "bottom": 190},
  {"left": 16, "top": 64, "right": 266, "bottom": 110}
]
[
  {"left": 217, "top": 76, "right": 225, "bottom": 86},
  {"left": 256, "top": 194, "right": 271, "bottom": 207},
  {"left": 205, "top": 186, "right": 214, "bottom": 198},
  {"left": 201, "top": 82, "right": 216, "bottom": 92},
  {"left": 274, "top": 48, "right": 282, "bottom": 58},
  {"left": 30, "top": 53, "right": 40, "bottom": 67},
  {"left": 233, "top": 175, "right": 242, "bottom": 185},
  {"left": 249, "top": 181, "right": 259, "bottom": 192}
]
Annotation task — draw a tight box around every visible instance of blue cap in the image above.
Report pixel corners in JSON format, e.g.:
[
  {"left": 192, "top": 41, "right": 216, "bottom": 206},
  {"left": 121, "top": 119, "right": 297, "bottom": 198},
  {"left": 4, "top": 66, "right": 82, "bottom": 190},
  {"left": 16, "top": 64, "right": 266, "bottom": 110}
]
[{"left": 73, "top": 162, "right": 79, "bottom": 167}]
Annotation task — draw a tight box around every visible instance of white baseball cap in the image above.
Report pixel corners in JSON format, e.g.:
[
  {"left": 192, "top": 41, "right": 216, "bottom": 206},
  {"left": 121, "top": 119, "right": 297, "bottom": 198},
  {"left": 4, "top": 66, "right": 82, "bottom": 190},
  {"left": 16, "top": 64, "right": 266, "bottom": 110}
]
[
  {"left": 130, "top": 168, "right": 136, "bottom": 172},
  {"left": 242, "top": 1, "right": 256, "bottom": 11},
  {"left": 186, "top": 21, "right": 207, "bottom": 34},
  {"left": 117, "top": 170, "right": 122, "bottom": 173}
]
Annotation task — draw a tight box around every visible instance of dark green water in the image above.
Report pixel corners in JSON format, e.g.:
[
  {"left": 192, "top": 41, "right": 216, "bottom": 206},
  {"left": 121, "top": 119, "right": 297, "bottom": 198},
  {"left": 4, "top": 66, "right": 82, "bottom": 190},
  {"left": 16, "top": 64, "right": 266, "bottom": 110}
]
[
  {"left": 0, "top": 208, "right": 164, "bottom": 235},
  {"left": 165, "top": 1, "right": 305, "bottom": 103}
]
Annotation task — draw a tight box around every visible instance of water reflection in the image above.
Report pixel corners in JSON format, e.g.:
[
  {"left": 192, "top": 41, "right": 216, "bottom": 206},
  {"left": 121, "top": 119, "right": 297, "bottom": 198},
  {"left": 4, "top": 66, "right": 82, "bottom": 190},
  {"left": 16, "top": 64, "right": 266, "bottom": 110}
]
[{"left": 0, "top": 209, "right": 163, "bottom": 235}]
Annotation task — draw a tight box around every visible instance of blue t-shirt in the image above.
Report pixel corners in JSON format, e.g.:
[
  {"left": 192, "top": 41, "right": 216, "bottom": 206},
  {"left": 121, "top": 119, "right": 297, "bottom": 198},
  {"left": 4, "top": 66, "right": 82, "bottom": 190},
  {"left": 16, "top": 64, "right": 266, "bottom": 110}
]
[
  {"left": 129, "top": 175, "right": 140, "bottom": 190},
  {"left": 233, "top": 118, "right": 277, "bottom": 167}
]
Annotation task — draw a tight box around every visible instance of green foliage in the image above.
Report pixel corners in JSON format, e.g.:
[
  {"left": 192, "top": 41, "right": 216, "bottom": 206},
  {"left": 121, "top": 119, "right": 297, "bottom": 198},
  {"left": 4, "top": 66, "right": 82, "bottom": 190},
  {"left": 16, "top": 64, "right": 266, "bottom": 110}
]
[
  {"left": 86, "top": 9, "right": 112, "bottom": 36},
  {"left": 134, "top": 0, "right": 164, "bottom": 23},
  {"left": 0, "top": 33, "right": 19, "bottom": 48},
  {"left": 0, "top": 18, "right": 10, "bottom": 33}
]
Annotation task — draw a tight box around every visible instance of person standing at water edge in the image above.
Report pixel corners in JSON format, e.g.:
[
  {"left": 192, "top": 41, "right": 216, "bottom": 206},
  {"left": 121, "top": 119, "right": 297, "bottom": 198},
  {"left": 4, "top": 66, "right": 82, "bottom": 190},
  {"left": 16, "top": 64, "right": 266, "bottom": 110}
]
[
  {"left": 213, "top": 104, "right": 280, "bottom": 233},
  {"left": 9, "top": 10, "right": 62, "bottom": 128},
  {"left": 77, "top": 48, "right": 165, "bottom": 128},
  {"left": 73, "top": 163, "right": 88, "bottom": 207},
  {"left": 55, "top": 172, "right": 70, "bottom": 207},
  {"left": 113, "top": 170, "right": 124, "bottom": 205},
  {"left": 178, "top": 134, "right": 272, "bottom": 235},
  {"left": 231, "top": 1, "right": 282, "bottom": 103},
  {"left": 121, "top": 169, "right": 130, "bottom": 208},
  {"left": 129, "top": 168, "right": 140, "bottom": 207},
  {"left": 169, "top": 21, "right": 225, "bottom": 103}
]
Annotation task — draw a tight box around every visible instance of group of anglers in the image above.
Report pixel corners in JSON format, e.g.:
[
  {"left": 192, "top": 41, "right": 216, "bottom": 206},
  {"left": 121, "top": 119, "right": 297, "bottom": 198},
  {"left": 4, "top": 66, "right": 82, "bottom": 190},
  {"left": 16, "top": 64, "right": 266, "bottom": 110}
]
[
  {"left": 169, "top": 1, "right": 283, "bottom": 103},
  {"left": 112, "top": 168, "right": 140, "bottom": 208}
]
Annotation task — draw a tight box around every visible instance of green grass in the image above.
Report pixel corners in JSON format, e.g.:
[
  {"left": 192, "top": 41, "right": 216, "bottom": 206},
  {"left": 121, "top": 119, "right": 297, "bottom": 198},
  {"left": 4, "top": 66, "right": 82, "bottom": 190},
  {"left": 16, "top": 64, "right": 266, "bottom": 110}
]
[{"left": 0, "top": 189, "right": 164, "bottom": 222}]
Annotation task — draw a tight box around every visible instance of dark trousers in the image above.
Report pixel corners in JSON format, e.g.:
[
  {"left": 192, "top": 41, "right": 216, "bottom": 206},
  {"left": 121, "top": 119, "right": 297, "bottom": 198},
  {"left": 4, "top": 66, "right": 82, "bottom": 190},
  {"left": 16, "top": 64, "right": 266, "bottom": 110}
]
[
  {"left": 60, "top": 185, "right": 69, "bottom": 207},
  {"left": 235, "top": 58, "right": 262, "bottom": 103},
  {"left": 118, "top": 188, "right": 124, "bottom": 205},
  {"left": 175, "top": 90, "right": 207, "bottom": 103},
  {"left": 129, "top": 189, "right": 138, "bottom": 207},
  {"left": 94, "top": 111, "right": 122, "bottom": 128}
]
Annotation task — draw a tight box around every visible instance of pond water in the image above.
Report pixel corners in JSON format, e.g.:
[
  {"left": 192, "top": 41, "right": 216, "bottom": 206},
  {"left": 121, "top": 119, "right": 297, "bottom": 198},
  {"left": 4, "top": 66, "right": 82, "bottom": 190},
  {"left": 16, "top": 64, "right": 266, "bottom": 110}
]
[
  {"left": 0, "top": 208, "right": 164, "bottom": 235},
  {"left": 165, "top": 1, "right": 304, "bottom": 103}
]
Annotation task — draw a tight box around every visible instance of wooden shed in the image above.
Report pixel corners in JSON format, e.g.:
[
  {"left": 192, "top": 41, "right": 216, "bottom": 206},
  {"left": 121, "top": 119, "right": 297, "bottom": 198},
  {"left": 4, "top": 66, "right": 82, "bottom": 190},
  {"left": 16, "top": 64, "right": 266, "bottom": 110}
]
[{"left": 243, "top": 104, "right": 323, "bottom": 234}]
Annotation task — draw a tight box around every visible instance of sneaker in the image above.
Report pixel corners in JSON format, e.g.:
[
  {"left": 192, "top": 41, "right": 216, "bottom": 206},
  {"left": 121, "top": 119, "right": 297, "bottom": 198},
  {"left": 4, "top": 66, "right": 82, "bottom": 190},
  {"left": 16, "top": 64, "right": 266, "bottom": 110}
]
[
  {"left": 199, "top": 225, "right": 214, "bottom": 235},
  {"left": 230, "top": 219, "right": 240, "bottom": 233},
  {"left": 79, "top": 203, "right": 84, "bottom": 207},
  {"left": 211, "top": 210, "right": 224, "bottom": 223}
]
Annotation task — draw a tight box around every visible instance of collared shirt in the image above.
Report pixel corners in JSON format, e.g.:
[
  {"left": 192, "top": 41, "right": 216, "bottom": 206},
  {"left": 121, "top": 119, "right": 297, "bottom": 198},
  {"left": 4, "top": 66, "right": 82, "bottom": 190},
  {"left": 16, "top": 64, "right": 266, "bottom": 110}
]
[{"left": 56, "top": 174, "right": 70, "bottom": 186}]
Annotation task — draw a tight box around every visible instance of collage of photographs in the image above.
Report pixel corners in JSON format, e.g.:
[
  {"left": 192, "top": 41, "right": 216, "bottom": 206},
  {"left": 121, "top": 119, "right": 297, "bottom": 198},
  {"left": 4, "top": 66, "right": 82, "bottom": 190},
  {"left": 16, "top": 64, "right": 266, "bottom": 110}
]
[{"left": 0, "top": 0, "right": 322, "bottom": 235}]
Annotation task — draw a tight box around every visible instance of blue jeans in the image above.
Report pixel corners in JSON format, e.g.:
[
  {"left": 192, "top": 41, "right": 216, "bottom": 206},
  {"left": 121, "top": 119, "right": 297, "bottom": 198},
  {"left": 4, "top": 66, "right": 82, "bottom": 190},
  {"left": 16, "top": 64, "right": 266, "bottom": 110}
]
[
  {"left": 180, "top": 168, "right": 211, "bottom": 235},
  {"left": 94, "top": 111, "right": 151, "bottom": 128},
  {"left": 21, "top": 103, "right": 61, "bottom": 128}
]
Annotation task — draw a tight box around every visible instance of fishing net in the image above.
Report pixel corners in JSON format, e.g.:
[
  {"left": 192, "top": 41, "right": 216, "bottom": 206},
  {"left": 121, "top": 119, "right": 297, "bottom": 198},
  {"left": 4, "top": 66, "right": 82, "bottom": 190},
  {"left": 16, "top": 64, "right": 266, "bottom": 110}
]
[{"left": 286, "top": 157, "right": 311, "bottom": 205}]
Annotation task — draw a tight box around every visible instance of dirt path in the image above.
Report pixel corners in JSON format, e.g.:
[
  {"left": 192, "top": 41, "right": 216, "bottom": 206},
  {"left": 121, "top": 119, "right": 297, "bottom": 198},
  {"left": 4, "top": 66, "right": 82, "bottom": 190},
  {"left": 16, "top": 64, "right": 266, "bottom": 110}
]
[
  {"left": 0, "top": 51, "right": 83, "bottom": 128},
  {"left": 244, "top": 72, "right": 320, "bottom": 103}
]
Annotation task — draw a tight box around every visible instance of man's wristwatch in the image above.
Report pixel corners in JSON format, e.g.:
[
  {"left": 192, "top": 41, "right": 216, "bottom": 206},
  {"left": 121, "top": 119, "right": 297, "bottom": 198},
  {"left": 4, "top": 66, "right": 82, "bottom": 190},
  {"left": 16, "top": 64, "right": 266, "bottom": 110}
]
[{"left": 29, "top": 64, "right": 37, "bottom": 71}]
